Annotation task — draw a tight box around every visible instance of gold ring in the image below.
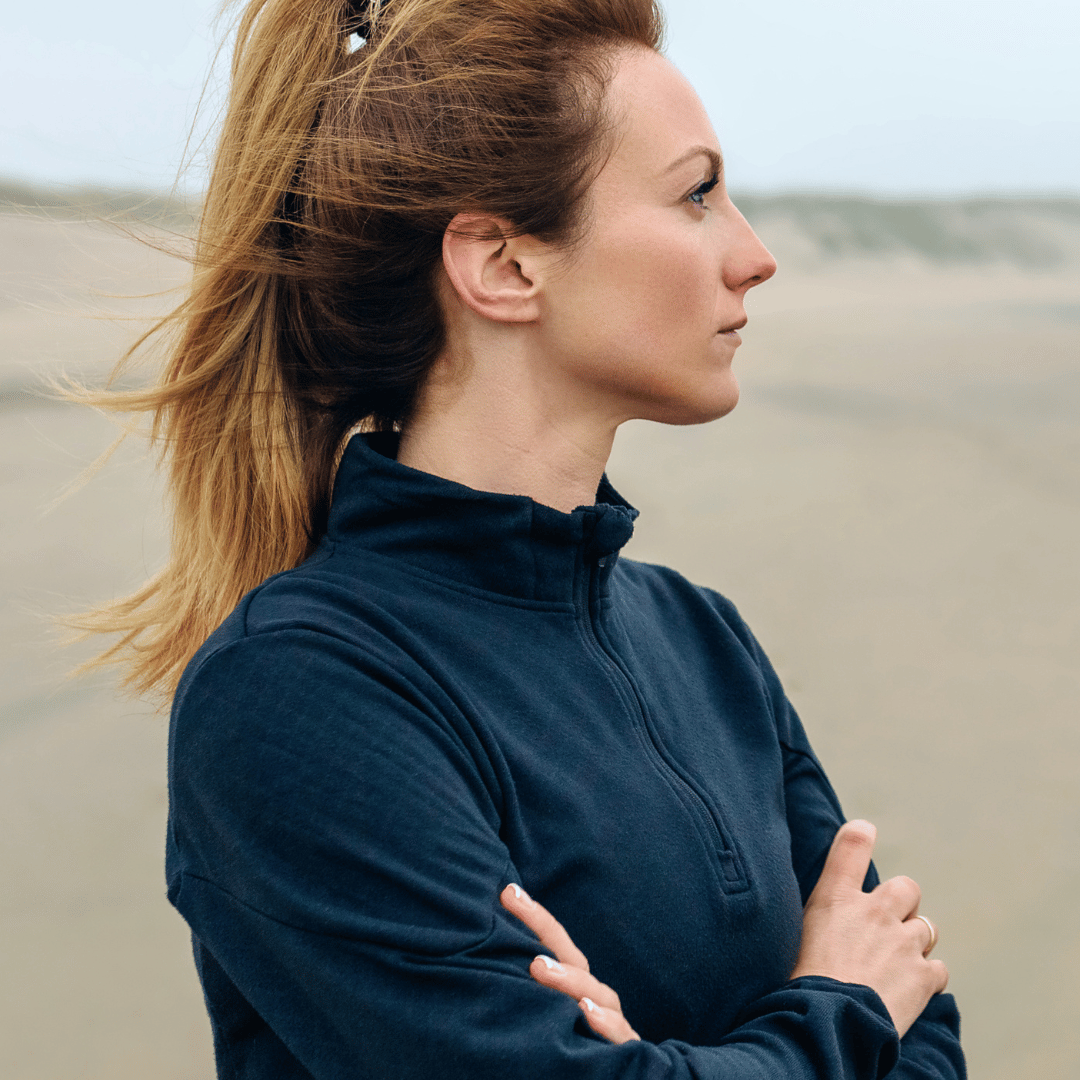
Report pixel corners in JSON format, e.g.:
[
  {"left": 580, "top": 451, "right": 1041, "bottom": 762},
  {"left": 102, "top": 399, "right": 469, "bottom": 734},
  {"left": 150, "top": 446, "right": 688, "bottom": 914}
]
[{"left": 914, "top": 914, "right": 938, "bottom": 956}]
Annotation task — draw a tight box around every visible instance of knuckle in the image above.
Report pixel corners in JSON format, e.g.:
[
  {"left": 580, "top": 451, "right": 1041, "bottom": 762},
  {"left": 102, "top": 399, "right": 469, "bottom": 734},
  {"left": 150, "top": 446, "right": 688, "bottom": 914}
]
[
  {"left": 896, "top": 875, "right": 922, "bottom": 903},
  {"left": 872, "top": 872, "right": 898, "bottom": 898},
  {"left": 873, "top": 874, "right": 922, "bottom": 917},
  {"left": 903, "top": 916, "right": 925, "bottom": 940}
]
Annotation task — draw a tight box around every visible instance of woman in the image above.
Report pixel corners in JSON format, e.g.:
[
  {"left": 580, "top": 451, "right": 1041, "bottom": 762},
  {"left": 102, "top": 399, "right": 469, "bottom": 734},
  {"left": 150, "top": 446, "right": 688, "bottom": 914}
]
[{"left": 81, "top": 0, "right": 964, "bottom": 1075}]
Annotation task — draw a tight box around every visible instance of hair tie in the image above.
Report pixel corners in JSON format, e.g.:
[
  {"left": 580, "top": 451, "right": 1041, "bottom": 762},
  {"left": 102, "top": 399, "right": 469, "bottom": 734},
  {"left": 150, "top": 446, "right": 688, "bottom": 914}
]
[{"left": 345, "top": 0, "right": 374, "bottom": 39}]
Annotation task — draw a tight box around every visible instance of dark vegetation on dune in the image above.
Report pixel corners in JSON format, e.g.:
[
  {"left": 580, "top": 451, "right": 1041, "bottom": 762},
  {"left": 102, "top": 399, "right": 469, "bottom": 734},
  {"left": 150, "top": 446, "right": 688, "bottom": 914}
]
[{"left": 734, "top": 192, "right": 1080, "bottom": 269}]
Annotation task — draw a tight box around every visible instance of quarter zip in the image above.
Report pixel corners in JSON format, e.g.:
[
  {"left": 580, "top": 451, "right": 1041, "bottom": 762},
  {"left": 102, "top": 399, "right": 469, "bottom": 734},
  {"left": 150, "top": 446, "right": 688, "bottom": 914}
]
[{"left": 574, "top": 549, "right": 749, "bottom": 895}]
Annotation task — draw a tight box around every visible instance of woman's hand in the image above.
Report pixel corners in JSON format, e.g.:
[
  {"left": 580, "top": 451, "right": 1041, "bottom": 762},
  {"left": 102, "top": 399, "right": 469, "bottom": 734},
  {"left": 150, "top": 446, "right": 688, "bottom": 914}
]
[
  {"left": 500, "top": 883, "right": 640, "bottom": 1044},
  {"left": 790, "top": 820, "right": 949, "bottom": 1038}
]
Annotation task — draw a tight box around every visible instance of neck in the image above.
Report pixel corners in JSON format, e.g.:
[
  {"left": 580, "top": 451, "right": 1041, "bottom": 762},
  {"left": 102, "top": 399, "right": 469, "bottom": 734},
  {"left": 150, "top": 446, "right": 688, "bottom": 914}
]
[{"left": 397, "top": 349, "right": 618, "bottom": 515}]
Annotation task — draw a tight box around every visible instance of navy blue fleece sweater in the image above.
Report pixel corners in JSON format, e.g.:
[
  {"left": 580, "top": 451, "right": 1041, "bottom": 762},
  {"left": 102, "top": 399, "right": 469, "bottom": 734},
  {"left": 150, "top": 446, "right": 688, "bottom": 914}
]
[{"left": 167, "top": 432, "right": 964, "bottom": 1079}]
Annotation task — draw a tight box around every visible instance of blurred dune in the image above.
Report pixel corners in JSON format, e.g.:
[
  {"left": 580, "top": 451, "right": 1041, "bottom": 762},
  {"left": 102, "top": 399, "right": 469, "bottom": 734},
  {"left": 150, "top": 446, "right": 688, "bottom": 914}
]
[
  {"left": 1, "top": 182, "right": 1078, "bottom": 1079},
  {"left": 738, "top": 192, "right": 1080, "bottom": 270},
  {"left": 0, "top": 177, "right": 199, "bottom": 231}
]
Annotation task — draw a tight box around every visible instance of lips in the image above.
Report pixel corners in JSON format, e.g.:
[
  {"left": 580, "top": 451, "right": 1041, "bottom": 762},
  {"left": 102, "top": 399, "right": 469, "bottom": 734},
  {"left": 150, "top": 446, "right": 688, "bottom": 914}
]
[{"left": 718, "top": 317, "right": 748, "bottom": 334}]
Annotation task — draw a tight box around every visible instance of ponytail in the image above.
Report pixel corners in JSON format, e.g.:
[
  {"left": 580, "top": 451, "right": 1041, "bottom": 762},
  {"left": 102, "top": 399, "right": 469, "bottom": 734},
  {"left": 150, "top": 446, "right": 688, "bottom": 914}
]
[{"left": 71, "top": 0, "right": 665, "bottom": 702}]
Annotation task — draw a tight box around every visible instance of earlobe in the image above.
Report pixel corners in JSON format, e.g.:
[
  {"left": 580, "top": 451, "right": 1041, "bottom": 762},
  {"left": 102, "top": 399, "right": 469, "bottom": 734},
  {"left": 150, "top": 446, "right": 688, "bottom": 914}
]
[{"left": 442, "top": 213, "right": 544, "bottom": 324}]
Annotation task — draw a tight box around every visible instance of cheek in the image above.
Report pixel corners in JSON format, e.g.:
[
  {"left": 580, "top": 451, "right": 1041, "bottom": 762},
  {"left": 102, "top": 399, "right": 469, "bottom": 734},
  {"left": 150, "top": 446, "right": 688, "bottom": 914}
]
[
  {"left": 543, "top": 217, "right": 717, "bottom": 369},
  {"left": 607, "top": 226, "right": 715, "bottom": 344}
]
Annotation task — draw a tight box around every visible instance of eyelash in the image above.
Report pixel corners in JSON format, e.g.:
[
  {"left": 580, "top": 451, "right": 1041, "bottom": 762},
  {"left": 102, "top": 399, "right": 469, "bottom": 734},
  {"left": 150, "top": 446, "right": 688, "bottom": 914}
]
[{"left": 688, "top": 173, "right": 720, "bottom": 209}]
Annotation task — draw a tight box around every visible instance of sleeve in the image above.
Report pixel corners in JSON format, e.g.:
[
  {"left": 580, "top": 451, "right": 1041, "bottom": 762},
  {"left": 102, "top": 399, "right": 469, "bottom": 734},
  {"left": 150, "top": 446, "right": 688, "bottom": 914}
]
[
  {"left": 168, "top": 628, "right": 912, "bottom": 1080},
  {"left": 737, "top": 626, "right": 967, "bottom": 1080}
]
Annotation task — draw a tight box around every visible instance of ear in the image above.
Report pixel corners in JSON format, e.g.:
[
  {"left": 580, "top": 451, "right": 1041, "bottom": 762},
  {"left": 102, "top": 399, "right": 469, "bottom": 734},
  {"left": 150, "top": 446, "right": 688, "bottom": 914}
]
[{"left": 441, "top": 213, "right": 546, "bottom": 324}]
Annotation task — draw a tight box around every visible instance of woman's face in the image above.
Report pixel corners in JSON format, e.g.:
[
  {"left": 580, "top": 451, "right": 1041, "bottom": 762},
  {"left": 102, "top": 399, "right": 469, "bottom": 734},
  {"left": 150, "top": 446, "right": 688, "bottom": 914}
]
[{"left": 535, "top": 46, "right": 777, "bottom": 427}]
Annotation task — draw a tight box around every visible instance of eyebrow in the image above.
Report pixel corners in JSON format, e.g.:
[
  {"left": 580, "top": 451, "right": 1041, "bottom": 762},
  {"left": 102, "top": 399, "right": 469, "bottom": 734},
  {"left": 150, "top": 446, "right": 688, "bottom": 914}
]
[{"left": 664, "top": 145, "right": 723, "bottom": 177}]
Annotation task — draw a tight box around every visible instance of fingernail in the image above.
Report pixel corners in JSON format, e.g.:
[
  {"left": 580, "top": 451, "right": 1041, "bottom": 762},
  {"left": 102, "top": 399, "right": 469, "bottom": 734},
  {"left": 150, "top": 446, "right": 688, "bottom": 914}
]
[
  {"left": 537, "top": 955, "right": 565, "bottom": 974},
  {"left": 580, "top": 996, "right": 599, "bottom": 1013},
  {"left": 508, "top": 883, "right": 535, "bottom": 908}
]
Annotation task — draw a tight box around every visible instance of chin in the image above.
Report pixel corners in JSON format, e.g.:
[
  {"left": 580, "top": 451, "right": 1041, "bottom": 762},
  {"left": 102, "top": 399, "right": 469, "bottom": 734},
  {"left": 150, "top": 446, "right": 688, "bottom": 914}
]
[{"left": 640, "top": 377, "right": 740, "bottom": 427}]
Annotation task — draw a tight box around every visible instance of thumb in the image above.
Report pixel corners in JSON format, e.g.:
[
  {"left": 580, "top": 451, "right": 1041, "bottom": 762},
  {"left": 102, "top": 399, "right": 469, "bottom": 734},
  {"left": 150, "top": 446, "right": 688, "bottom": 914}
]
[{"left": 811, "top": 820, "right": 877, "bottom": 902}]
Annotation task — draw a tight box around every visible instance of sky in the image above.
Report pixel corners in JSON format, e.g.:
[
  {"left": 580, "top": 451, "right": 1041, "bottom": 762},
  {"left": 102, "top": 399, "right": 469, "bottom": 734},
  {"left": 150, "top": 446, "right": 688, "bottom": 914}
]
[{"left": 3, "top": 0, "right": 1077, "bottom": 196}]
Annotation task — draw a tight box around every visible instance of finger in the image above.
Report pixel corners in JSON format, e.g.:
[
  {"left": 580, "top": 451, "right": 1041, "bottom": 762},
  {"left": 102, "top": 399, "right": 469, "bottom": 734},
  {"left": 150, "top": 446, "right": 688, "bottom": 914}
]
[
  {"left": 900, "top": 916, "right": 934, "bottom": 958},
  {"left": 579, "top": 996, "right": 641, "bottom": 1044},
  {"left": 529, "top": 954, "right": 621, "bottom": 1011},
  {"left": 875, "top": 874, "right": 922, "bottom": 920},
  {"left": 907, "top": 914, "right": 938, "bottom": 956},
  {"left": 501, "top": 884, "right": 590, "bottom": 971},
  {"left": 928, "top": 957, "right": 950, "bottom": 994},
  {"left": 812, "top": 820, "right": 877, "bottom": 900}
]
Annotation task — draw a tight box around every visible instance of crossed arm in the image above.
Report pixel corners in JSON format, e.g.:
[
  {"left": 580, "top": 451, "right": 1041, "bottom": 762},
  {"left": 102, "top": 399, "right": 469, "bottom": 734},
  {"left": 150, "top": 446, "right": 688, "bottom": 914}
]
[
  {"left": 503, "top": 821, "right": 948, "bottom": 1046},
  {"left": 170, "top": 630, "right": 964, "bottom": 1078}
]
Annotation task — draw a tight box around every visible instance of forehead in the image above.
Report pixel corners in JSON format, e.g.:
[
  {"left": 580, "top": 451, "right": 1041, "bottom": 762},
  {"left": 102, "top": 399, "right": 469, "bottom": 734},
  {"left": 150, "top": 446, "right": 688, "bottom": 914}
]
[{"left": 599, "top": 47, "right": 719, "bottom": 184}]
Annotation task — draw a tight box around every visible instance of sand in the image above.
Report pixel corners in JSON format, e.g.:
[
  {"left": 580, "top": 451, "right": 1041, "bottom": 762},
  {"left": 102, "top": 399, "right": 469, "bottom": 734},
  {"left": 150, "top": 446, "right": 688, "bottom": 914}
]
[{"left": 1, "top": 206, "right": 1077, "bottom": 1079}]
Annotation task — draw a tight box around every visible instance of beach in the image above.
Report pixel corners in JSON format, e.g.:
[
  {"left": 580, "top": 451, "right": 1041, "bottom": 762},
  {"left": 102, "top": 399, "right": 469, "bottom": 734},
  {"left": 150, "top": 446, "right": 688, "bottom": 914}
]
[{"left": 1, "top": 199, "right": 1078, "bottom": 1078}]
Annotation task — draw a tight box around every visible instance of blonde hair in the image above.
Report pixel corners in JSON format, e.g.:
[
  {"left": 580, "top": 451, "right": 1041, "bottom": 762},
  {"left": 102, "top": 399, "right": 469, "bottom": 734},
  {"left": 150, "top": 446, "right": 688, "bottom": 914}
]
[{"left": 72, "top": 0, "right": 665, "bottom": 702}]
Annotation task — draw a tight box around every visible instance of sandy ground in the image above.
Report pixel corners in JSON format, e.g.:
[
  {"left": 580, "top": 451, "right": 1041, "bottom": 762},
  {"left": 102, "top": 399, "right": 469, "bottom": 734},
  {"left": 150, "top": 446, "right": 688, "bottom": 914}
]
[{"left": 1, "top": 210, "right": 1078, "bottom": 1079}]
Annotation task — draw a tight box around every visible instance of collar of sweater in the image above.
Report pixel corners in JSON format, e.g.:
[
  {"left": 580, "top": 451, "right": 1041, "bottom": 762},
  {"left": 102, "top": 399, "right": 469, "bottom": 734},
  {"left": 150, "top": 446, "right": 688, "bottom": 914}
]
[{"left": 324, "top": 432, "right": 639, "bottom": 605}]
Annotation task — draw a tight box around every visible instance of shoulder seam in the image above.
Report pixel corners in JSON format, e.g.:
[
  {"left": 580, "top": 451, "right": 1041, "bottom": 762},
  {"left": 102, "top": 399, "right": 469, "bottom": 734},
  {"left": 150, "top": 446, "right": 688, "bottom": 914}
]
[{"left": 174, "top": 619, "right": 388, "bottom": 714}]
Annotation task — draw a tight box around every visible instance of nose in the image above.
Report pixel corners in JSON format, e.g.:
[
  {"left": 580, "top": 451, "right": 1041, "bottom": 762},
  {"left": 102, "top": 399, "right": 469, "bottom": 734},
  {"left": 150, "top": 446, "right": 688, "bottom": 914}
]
[{"left": 723, "top": 203, "right": 777, "bottom": 293}]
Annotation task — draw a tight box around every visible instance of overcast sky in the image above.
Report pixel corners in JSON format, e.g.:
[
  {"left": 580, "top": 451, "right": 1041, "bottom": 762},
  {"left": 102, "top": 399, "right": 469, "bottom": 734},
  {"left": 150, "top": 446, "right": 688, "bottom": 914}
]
[{"left": 4, "top": 0, "right": 1077, "bottom": 195}]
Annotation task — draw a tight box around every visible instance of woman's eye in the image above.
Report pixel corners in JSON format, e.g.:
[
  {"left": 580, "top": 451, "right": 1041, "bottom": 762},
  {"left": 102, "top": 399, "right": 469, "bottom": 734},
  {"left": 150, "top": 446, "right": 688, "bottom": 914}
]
[{"left": 688, "top": 176, "right": 719, "bottom": 209}]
